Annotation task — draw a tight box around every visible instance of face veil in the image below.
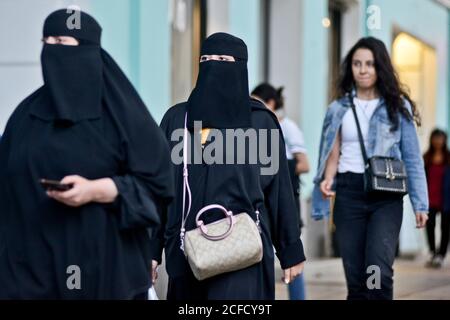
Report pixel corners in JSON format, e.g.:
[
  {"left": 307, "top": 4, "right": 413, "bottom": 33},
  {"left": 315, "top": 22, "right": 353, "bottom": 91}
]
[
  {"left": 33, "top": 9, "right": 103, "bottom": 124},
  {"left": 187, "top": 33, "right": 252, "bottom": 130}
]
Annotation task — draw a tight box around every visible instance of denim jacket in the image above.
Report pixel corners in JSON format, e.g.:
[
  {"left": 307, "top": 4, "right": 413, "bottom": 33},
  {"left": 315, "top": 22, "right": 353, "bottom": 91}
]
[{"left": 312, "top": 94, "right": 429, "bottom": 220}]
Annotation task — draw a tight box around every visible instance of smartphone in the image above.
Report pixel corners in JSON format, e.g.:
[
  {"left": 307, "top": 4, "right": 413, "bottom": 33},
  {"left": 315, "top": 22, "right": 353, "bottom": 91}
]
[{"left": 40, "top": 179, "right": 73, "bottom": 192}]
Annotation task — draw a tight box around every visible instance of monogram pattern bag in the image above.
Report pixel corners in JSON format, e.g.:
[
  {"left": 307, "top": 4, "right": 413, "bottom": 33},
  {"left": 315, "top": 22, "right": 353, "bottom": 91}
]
[
  {"left": 350, "top": 96, "right": 408, "bottom": 195},
  {"left": 179, "top": 114, "right": 263, "bottom": 281}
]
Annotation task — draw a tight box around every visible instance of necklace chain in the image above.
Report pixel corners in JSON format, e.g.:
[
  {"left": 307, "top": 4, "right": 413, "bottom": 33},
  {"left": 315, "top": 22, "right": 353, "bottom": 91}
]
[{"left": 355, "top": 98, "right": 375, "bottom": 122}]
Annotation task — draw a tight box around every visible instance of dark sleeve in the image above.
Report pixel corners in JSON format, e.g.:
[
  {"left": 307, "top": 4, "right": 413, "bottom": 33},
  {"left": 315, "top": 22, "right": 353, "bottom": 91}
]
[
  {"left": 0, "top": 124, "right": 10, "bottom": 242},
  {"left": 110, "top": 105, "right": 175, "bottom": 231},
  {"left": 0, "top": 101, "right": 28, "bottom": 236},
  {"left": 148, "top": 204, "right": 168, "bottom": 264},
  {"left": 148, "top": 107, "right": 178, "bottom": 263},
  {"left": 0, "top": 129, "right": 10, "bottom": 168},
  {"left": 0, "top": 121, "right": 12, "bottom": 210},
  {"left": 261, "top": 114, "right": 306, "bottom": 269},
  {"left": 0, "top": 97, "right": 30, "bottom": 176}
]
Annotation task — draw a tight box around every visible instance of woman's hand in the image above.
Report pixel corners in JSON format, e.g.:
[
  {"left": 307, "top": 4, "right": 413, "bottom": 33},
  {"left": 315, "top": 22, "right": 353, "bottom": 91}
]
[
  {"left": 282, "top": 262, "right": 305, "bottom": 284},
  {"left": 151, "top": 260, "right": 159, "bottom": 285},
  {"left": 320, "top": 178, "right": 335, "bottom": 199},
  {"left": 415, "top": 212, "right": 428, "bottom": 229},
  {"left": 320, "top": 132, "right": 340, "bottom": 199},
  {"left": 294, "top": 153, "right": 310, "bottom": 175},
  {"left": 47, "top": 175, "right": 118, "bottom": 207}
]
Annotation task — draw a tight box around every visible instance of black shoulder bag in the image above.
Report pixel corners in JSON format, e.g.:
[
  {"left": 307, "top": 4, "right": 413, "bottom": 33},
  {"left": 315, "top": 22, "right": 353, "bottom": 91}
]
[{"left": 350, "top": 99, "right": 408, "bottom": 195}]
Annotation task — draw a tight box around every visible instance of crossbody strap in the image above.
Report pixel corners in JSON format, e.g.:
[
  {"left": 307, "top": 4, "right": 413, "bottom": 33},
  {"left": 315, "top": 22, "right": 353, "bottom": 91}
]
[
  {"left": 349, "top": 94, "right": 369, "bottom": 169},
  {"left": 179, "top": 113, "right": 262, "bottom": 252},
  {"left": 180, "top": 113, "right": 192, "bottom": 252}
]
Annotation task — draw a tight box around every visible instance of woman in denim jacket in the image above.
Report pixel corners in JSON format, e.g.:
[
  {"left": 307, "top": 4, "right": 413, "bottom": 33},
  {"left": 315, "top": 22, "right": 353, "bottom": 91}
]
[{"left": 312, "top": 37, "right": 428, "bottom": 300}]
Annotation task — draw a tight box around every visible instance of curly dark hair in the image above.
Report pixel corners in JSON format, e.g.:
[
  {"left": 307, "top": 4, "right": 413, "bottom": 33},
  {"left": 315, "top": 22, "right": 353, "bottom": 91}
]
[{"left": 336, "top": 37, "right": 421, "bottom": 130}]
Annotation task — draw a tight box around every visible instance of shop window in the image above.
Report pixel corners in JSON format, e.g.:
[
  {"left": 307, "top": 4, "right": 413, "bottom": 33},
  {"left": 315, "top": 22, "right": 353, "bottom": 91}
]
[{"left": 393, "top": 32, "right": 437, "bottom": 150}]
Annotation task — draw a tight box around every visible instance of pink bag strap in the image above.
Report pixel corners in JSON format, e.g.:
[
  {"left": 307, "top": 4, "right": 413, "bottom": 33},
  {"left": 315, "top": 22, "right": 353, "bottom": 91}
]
[
  {"left": 179, "top": 113, "right": 262, "bottom": 252},
  {"left": 180, "top": 113, "right": 192, "bottom": 252}
]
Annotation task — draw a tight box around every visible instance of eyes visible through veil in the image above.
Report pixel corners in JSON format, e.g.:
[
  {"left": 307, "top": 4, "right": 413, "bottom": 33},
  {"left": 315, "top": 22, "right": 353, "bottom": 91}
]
[
  {"left": 42, "top": 36, "right": 80, "bottom": 46},
  {"left": 200, "top": 55, "right": 236, "bottom": 63}
]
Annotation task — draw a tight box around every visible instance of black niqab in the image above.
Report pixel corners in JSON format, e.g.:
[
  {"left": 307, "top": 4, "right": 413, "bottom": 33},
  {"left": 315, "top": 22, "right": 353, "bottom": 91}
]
[
  {"left": 187, "top": 33, "right": 252, "bottom": 129},
  {"left": 35, "top": 10, "right": 103, "bottom": 123}
]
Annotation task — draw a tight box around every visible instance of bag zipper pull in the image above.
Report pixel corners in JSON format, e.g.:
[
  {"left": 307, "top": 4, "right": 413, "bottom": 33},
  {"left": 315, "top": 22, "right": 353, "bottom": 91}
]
[
  {"left": 255, "top": 210, "right": 262, "bottom": 233},
  {"left": 180, "top": 228, "right": 186, "bottom": 253}
]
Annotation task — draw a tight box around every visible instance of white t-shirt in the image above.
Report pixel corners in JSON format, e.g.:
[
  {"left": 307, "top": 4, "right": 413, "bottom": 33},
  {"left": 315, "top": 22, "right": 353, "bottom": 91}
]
[
  {"left": 338, "top": 98, "right": 380, "bottom": 173},
  {"left": 279, "top": 117, "right": 307, "bottom": 160}
]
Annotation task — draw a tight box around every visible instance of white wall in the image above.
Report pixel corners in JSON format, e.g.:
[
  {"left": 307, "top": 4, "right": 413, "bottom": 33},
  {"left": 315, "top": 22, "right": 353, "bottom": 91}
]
[
  {"left": 207, "top": 0, "right": 229, "bottom": 35},
  {"left": 268, "top": 0, "right": 331, "bottom": 258},
  {"left": 268, "top": 0, "right": 302, "bottom": 125},
  {"left": 341, "top": 0, "right": 365, "bottom": 59}
]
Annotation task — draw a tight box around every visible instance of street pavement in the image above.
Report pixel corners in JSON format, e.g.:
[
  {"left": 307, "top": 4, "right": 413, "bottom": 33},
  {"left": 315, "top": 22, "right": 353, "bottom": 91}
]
[{"left": 275, "top": 256, "right": 450, "bottom": 300}]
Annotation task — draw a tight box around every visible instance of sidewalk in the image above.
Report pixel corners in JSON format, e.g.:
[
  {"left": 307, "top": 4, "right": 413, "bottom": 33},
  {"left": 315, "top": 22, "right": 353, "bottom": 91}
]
[{"left": 275, "top": 257, "right": 450, "bottom": 300}]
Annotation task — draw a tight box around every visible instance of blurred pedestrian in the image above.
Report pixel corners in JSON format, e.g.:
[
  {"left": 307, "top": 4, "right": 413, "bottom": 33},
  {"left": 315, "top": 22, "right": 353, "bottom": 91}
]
[
  {"left": 423, "top": 129, "right": 450, "bottom": 268},
  {"left": 252, "top": 83, "right": 309, "bottom": 300}
]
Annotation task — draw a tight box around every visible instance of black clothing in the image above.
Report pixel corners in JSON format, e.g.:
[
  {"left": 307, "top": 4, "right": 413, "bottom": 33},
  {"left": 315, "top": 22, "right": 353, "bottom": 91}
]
[
  {"left": 0, "top": 10, "right": 174, "bottom": 299},
  {"left": 287, "top": 159, "right": 303, "bottom": 229},
  {"left": 426, "top": 208, "right": 450, "bottom": 257},
  {"left": 334, "top": 172, "right": 404, "bottom": 300},
  {"left": 187, "top": 33, "right": 252, "bottom": 130},
  {"left": 40, "top": 9, "right": 103, "bottom": 124},
  {"left": 152, "top": 100, "right": 305, "bottom": 300}
]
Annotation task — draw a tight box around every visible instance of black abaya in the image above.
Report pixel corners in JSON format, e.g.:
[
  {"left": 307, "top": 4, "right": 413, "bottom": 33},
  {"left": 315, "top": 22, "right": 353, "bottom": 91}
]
[
  {"left": 0, "top": 10, "right": 174, "bottom": 299},
  {"left": 151, "top": 100, "right": 305, "bottom": 300}
]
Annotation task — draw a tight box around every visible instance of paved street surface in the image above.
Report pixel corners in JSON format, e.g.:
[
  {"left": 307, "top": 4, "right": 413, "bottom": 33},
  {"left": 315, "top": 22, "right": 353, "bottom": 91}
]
[{"left": 275, "top": 256, "right": 450, "bottom": 300}]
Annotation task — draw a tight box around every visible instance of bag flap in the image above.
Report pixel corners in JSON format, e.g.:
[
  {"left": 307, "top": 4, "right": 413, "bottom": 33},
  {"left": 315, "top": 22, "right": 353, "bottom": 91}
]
[{"left": 369, "top": 157, "right": 407, "bottom": 178}]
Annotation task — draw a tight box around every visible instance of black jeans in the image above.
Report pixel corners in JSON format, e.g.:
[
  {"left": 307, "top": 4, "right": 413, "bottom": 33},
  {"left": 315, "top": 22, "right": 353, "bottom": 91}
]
[
  {"left": 426, "top": 208, "right": 450, "bottom": 257},
  {"left": 334, "top": 172, "right": 404, "bottom": 300}
]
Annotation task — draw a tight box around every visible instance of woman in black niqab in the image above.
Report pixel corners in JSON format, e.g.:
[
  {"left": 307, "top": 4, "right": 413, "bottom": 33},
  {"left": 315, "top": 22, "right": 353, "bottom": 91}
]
[
  {"left": 152, "top": 33, "right": 305, "bottom": 300},
  {"left": 0, "top": 9, "right": 174, "bottom": 299},
  {"left": 186, "top": 33, "right": 252, "bottom": 130}
]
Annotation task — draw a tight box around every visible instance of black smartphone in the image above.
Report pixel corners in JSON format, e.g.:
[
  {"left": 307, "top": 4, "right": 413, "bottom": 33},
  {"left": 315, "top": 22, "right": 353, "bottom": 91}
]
[{"left": 40, "top": 179, "right": 73, "bottom": 192}]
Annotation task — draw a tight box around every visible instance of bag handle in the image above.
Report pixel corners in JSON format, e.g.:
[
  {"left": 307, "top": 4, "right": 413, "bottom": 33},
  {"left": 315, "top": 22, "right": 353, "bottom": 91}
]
[{"left": 195, "top": 204, "right": 236, "bottom": 241}]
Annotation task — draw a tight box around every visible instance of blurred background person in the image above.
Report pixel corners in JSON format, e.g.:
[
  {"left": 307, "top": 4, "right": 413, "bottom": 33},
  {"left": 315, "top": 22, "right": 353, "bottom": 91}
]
[
  {"left": 252, "top": 83, "right": 310, "bottom": 300},
  {"left": 423, "top": 129, "right": 450, "bottom": 268}
]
